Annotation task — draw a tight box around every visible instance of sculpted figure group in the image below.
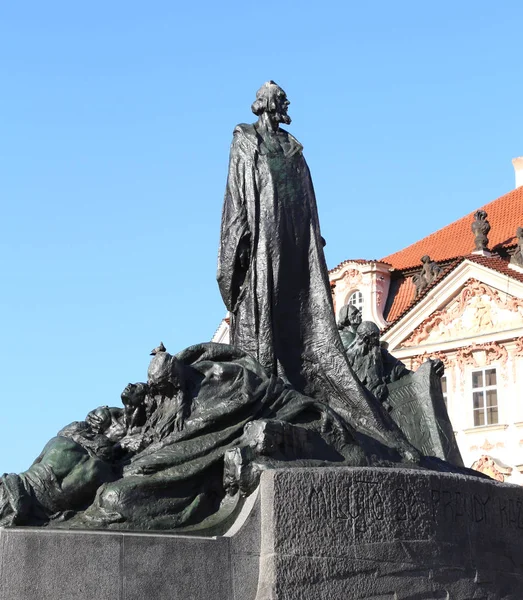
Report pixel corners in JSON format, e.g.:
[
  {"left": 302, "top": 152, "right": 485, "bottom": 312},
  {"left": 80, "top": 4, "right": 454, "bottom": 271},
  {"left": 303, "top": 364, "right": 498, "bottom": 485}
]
[{"left": 0, "top": 82, "right": 472, "bottom": 531}]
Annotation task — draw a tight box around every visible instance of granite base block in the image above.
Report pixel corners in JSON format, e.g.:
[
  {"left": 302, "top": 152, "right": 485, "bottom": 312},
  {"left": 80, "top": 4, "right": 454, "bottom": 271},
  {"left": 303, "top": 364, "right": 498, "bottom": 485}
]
[
  {"left": 2, "top": 467, "right": 523, "bottom": 599},
  {"left": 258, "top": 468, "right": 523, "bottom": 599}
]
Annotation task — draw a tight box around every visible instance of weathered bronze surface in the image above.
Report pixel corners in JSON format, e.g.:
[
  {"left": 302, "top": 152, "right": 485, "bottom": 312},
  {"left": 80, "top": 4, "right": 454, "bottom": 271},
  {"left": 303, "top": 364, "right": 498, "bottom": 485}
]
[{"left": 0, "top": 83, "right": 476, "bottom": 532}]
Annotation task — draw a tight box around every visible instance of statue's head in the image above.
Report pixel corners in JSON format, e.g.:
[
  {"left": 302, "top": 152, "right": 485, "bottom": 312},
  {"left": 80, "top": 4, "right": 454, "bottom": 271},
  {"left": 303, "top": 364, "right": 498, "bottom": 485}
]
[
  {"left": 147, "top": 351, "right": 184, "bottom": 397},
  {"left": 121, "top": 382, "right": 149, "bottom": 408},
  {"left": 337, "top": 303, "right": 362, "bottom": 329},
  {"left": 517, "top": 226, "right": 523, "bottom": 239},
  {"left": 356, "top": 321, "right": 381, "bottom": 348},
  {"left": 251, "top": 81, "right": 291, "bottom": 125},
  {"left": 421, "top": 255, "right": 431, "bottom": 264},
  {"left": 348, "top": 305, "right": 362, "bottom": 327}
]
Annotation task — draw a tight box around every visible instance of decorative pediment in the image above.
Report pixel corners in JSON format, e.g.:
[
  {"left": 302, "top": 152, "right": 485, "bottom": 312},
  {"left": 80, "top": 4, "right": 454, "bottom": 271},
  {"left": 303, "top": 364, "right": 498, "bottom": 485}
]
[{"left": 400, "top": 279, "right": 523, "bottom": 348}]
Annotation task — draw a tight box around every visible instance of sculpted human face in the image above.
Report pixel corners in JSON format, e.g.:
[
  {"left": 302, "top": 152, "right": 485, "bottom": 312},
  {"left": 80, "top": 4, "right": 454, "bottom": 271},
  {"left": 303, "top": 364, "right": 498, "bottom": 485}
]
[
  {"left": 356, "top": 322, "right": 381, "bottom": 350},
  {"left": 121, "top": 383, "right": 137, "bottom": 405},
  {"left": 121, "top": 383, "right": 147, "bottom": 407},
  {"left": 272, "top": 88, "right": 291, "bottom": 124},
  {"left": 348, "top": 307, "right": 362, "bottom": 328}
]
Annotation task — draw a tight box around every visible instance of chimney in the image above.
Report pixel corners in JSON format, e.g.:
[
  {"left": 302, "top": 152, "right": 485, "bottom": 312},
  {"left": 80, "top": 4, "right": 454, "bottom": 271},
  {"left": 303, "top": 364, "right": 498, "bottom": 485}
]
[{"left": 513, "top": 157, "right": 523, "bottom": 189}]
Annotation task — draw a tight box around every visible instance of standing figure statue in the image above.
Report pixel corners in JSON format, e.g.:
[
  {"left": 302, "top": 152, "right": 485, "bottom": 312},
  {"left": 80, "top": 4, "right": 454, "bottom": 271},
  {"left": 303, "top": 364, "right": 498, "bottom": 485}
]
[
  {"left": 471, "top": 210, "right": 490, "bottom": 251},
  {"left": 218, "top": 81, "right": 418, "bottom": 460}
]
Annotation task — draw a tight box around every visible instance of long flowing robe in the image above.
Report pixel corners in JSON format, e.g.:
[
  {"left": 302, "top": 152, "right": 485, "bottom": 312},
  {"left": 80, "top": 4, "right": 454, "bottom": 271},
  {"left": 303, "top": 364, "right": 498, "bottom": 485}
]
[{"left": 217, "top": 124, "right": 413, "bottom": 453}]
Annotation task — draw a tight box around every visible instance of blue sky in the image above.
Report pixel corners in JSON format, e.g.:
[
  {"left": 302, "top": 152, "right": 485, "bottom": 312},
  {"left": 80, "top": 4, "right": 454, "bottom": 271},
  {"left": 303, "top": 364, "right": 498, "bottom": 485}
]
[{"left": 1, "top": 1, "right": 523, "bottom": 472}]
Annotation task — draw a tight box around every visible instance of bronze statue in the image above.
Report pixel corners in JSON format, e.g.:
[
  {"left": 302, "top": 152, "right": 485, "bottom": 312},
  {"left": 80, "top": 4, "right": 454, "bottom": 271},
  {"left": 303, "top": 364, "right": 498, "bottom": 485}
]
[
  {"left": 0, "top": 407, "right": 122, "bottom": 527},
  {"left": 43, "top": 344, "right": 375, "bottom": 530},
  {"left": 217, "top": 81, "right": 417, "bottom": 461},
  {"left": 345, "top": 322, "right": 459, "bottom": 464},
  {"left": 346, "top": 321, "right": 410, "bottom": 405},
  {"left": 0, "top": 84, "right": 476, "bottom": 533}
]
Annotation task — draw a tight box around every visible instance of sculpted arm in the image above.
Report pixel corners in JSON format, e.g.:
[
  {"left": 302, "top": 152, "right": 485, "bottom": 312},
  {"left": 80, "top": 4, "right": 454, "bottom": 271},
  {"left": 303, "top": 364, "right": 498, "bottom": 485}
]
[{"left": 123, "top": 439, "right": 181, "bottom": 476}]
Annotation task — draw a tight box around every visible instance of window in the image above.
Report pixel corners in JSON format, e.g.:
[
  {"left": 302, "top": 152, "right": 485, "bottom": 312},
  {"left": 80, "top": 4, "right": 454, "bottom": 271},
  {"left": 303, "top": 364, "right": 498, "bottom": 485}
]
[
  {"left": 348, "top": 290, "right": 364, "bottom": 312},
  {"left": 441, "top": 375, "right": 448, "bottom": 409},
  {"left": 472, "top": 368, "right": 498, "bottom": 426}
]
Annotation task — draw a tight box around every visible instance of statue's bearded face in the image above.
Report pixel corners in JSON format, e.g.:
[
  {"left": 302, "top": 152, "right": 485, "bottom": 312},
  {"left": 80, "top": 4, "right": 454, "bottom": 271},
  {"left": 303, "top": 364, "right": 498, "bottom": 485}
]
[
  {"left": 272, "top": 88, "right": 291, "bottom": 124},
  {"left": 356, "top": 322, "right": 381, "bottom": 350},
  {"left": 252, "top": 82, "right": 292, "bottom": 125}
]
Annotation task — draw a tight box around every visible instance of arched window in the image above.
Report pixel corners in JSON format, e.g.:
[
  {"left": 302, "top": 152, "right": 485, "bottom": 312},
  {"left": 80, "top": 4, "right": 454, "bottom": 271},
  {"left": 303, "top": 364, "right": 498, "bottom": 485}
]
[{"left": 348, "top": 290, "right": 364, "bottom": 312}]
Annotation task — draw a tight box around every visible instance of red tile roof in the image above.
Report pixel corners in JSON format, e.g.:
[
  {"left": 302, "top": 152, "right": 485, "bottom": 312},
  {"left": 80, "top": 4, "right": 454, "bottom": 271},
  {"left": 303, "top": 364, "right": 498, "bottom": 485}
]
[
  {"left": 330, "top": 258, "right": 388, "bottom": 273},
  {"left": 384, "top": 276, "right": 417, "bottom": 323},
  {"left": 467, "top": 253, "right": 523, "bottom": 284},
  {"left": 384, "top": 261, "right": 458, "bottom": 325},
  {"left": 381, "top": 187, "right": 523, "bottom": 270},
  {"left": 383, "top": 254, "right": 523, "bottom": 330}
]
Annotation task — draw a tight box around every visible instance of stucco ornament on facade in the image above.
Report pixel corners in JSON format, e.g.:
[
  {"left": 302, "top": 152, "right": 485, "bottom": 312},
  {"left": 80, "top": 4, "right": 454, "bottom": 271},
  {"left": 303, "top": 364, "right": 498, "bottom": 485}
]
[
  {"left": 514, "top": 336, "right": 523, "bottom": 357},
  {"left": 401, "top": 279, "right": 523, "bottom": 348},
  {"left": 455, "top": 341, "right": 508, "bottom": 373},
  {"left": 342, "top": 269, "right": 363, "bottom": 286},
  {"left": 375, "top": 275, "right": 388, "bottom": 308},
  {"left": 471, "top": 455, "right": 505, "bottom": 482},
  {"left": 411, "top": 351, "right": 451, "bottom": 370}
]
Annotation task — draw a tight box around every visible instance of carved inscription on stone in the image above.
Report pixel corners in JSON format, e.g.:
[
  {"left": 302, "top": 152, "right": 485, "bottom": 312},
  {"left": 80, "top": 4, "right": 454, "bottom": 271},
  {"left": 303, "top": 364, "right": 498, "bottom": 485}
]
[
  {"left": 295, "top": 473, "right": 523, "bottom": 542},
  {"left": 268, "top": 469, "right": 523, "bottom": 597}
]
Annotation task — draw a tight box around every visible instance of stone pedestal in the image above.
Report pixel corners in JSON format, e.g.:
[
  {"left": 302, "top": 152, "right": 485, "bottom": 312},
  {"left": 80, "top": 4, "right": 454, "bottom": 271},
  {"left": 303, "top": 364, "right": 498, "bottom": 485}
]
[
  {"left": 2, "top": 467, "right": 523, "bottom": 599},
  {"left": 258, "top": 468, "right": 523, "bottom": 599}
]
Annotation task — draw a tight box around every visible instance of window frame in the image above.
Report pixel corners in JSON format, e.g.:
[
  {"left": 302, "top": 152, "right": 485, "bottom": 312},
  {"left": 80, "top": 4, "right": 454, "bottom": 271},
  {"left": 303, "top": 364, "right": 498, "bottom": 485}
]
[
  {"left": 347, "top": 290, "right": 364, "bottom": 312},
  {"left": 471, "top": 367, "right": 498, "bottom": 427}
]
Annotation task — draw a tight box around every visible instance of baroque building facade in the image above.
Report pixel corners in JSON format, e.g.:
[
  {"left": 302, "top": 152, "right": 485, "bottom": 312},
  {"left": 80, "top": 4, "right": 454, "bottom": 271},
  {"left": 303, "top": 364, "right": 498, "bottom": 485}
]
[{"left": 214, "top": 158, "right": 523, "bottom": 483}]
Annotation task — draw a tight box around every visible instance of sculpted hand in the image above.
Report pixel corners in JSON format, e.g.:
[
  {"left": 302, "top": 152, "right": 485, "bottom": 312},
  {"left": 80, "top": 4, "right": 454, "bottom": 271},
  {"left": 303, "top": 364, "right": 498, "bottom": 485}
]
[
  {"left": 432, "top": 359, "right": 445, "bottom": 377},
  {"left": 86, "top": 411, "right": 106, "bottom": 433}
]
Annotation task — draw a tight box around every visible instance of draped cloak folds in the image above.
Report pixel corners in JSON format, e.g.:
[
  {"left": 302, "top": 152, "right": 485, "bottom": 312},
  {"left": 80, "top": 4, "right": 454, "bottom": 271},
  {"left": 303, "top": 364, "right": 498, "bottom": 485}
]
[
  {"left": 217, "top": 124, "right": 414, "bottom": 454},
  {"left": 73, "top": 343, "right": 369, "bottom": 530}
]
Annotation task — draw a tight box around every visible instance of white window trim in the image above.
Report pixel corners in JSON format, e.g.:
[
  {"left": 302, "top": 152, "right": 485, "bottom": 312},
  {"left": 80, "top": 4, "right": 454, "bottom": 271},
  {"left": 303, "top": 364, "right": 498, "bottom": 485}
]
[
  {"left": 471, "top": 366, "right": 499, "bottom": 428},
  {"left": 347, "top": 290, "right": 364, "bottom": 312}
]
